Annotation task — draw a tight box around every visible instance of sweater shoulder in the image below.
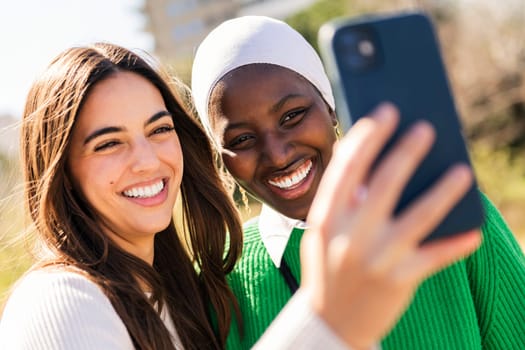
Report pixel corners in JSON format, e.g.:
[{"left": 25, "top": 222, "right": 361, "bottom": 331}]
[
  {"left": 229, "top": 216, "right": 268, "bottom": 274},
  {"left": 12, "top": 269, "right": 107, "bottom": 300},
  {"left": 478, "top": 191, "right": 523, "bottom": 254},
  {"left": 2, "top": 269, "right": 111, "bottom": 312},
  {"left": 465, "top": 192, "right": 525, "bottom": 348},
  {"left": 0, "top": 269, "right": 133, "bottom": 349}
]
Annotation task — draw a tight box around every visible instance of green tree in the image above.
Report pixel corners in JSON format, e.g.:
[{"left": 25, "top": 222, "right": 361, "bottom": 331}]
[{"left": 285, "top": 0, "right": 349, "bottom": 51}]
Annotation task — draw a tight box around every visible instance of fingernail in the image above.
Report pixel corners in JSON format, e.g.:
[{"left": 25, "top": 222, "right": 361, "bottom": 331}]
[
  {"left": 373, "top": 102, "right": 396, "bottom": 121},
  {"left": 451, "top": 164, "right": 473, "bottom": 181},
  {"left": 409, "top": 121, "right": 434, "bottom": 138}
]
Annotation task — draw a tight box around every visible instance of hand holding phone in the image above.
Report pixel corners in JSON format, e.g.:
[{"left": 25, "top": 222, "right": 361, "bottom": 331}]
[{"left": 318, "top": 11, "right": 484, "bottom": 241}]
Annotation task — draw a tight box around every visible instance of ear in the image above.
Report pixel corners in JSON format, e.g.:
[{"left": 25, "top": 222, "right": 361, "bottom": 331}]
[
  {"left": 329, "top": 108, "right": 338, "bottom": 126},
  {"left": 328, "top": 107, "right": 341, "bottom": 138}
]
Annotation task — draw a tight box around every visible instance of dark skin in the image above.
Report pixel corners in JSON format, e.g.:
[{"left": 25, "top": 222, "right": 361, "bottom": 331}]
[{"left": 208, "top": 64, "right": 338, "bottom": 220}]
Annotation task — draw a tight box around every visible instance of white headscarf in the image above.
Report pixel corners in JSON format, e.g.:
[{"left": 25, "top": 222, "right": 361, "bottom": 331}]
[{"left": 191, "top": 15, "right": 335, "bottom": 145}]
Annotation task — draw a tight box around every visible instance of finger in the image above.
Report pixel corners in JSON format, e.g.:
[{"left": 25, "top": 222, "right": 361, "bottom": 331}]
[
  {"left": 391, "top": 164, "right": 474, "bottom": 245},
  {"left": 393, "top": 230, "right": 482, "bottom": 285},
  {"left": 367, "top": 164, "right": 474, "bottom": 271},
  {"left": 307, "top": 103, "right": 398, "bottom": 236},
  {"left": 359, "top": 120, "right": 436, "bottom": 224}
]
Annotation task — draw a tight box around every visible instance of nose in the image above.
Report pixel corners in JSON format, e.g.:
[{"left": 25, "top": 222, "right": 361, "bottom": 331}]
[
  {"left": 130, "top": 138, "right": 161, "bottom": 173},
  {"left": 260, "top": 132, "right": 292, "bottom": 169}
]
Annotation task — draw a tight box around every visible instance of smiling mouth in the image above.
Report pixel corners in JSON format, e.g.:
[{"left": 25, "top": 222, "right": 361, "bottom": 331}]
[
  {"left": 123, "top": 179, "right": 165, "bottom": 198},
  {"left": 267, "top": 160, "right": 312, "bottom": 190}
]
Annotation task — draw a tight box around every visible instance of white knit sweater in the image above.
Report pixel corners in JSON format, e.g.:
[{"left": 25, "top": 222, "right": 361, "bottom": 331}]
[{"left": 0, "top": 269, "right": 349, "bottom": 350}]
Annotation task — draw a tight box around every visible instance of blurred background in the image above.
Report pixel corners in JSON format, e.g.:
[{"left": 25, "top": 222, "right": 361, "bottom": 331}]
[{"left": 1, "top": 0, "right": 524, "bottom": 306}]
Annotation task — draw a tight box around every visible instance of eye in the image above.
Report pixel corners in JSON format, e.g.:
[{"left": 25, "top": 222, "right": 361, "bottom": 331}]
[
  {"left": 227, "top": 134, "right": 255, "bottom": 149},
  {"left": 151, "top": 125, "right": 175, "bottom": 135},
  {"left": 281, "top": 107, "right": 308, "bottom": 126},
  {"left": 94, "top": 140, "right": 121, "bottom": 152}
]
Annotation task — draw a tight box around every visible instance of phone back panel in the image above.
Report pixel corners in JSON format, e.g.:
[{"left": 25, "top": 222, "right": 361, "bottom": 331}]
[{"left": 319, "top": 12, "right": 484, "bottom": 241}]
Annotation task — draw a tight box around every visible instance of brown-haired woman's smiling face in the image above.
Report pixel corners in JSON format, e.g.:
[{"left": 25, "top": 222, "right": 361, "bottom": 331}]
[
  {"left": 67, "top": 71, "right": 183, "bottom": 260},
  {"left": 208, "top": 64, "right": 337, "bottom": 220}
]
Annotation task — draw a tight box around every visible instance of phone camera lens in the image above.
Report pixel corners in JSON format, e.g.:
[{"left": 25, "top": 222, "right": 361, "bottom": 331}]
[{"left": 358, "top": 40, "right": 375, "bottom": 57}]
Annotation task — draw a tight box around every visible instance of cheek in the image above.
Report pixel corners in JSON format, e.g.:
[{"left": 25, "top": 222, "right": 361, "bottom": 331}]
[
  {"left": 161, "top": 138, "right": 184, "bottom": 181},
  {"left": 222, "top": 153, "right": 255, "bottom": 183},
  {"left": 70, "top": 158, "right": 119, "bottom": 199},
  {"left": 311, "top": 110, "right": 338, "bottom": 147},
  {"left": 321, "top": 121, "right": 337, "bottom": 148},
  {"left": 320, "top": 129, "right": 337, "bottom": 166}
]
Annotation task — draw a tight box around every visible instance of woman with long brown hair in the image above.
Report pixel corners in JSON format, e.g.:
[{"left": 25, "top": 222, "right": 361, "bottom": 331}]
[{"left": 1, "top": 42, "right": 243, "bottom": 349}]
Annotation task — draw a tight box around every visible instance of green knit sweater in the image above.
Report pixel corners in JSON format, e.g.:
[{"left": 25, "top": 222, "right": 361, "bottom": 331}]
[{"left": 226, "top": 193, "right": 525, "bottom": 349}]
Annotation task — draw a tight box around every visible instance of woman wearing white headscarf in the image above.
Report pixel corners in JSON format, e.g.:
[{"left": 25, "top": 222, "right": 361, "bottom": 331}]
[{"left": 192, "top": 15, "right": 525, "bottom": 350}]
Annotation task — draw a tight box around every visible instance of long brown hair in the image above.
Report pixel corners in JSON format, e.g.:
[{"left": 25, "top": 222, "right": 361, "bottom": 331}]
[{"left": 20, "top": 42, "right": 243, "bottom": 349}]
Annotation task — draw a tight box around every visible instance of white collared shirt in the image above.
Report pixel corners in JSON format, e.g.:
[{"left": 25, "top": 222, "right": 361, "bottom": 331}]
[{"left": 258, "top": 204, "right": 308, "bottom": 268}]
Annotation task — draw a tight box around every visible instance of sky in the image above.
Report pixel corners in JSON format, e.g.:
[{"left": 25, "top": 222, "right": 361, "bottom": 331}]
[{"left": 0, "top": 0, "right": 154, "bottom": 118}]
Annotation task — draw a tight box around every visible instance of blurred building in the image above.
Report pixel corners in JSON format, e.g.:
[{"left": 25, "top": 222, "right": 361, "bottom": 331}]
[
  {"left": 142, "top": 0, "right": 317, "bottom": 64},
  {"left": 142, "top": 0, "right": 240, "bottom": 62}
]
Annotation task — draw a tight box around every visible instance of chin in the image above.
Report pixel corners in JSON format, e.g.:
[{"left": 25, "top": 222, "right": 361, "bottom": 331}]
[
  {"left": 140, "top": 220, "right": 172, "bottom": 235},
  {"left": 288, "top": 200, "right": 312, "bottom": 220}
]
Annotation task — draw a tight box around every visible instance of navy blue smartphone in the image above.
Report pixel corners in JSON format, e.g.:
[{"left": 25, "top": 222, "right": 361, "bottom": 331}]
[{"left": 318, "top": 11, "right": 484, "bottom": 242}]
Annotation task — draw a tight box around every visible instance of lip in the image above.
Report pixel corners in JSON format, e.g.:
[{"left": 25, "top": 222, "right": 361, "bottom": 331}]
[
  {"left": 121, "top": 178, "right": 169, "bottom": 207},
  {"left": 265, "top": 158, "right": 316, "bottom": 200}
]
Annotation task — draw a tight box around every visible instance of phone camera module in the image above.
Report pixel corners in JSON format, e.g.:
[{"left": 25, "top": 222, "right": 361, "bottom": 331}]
[{"left": 336, "top": 27, "right": 380, "bottom": 73}]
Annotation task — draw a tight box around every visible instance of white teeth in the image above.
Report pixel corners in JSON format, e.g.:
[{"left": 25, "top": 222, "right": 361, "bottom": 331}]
[
  {"left": 268, "top": 161, "right": 312, "bottom": 189},
  {"left": 123, "top": 180, "right": 164, "bottom": 198}
]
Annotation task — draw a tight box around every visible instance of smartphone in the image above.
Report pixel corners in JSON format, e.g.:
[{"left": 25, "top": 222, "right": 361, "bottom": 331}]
[{"left": 318, "top": 11, "right": 484, "bottom": 242}]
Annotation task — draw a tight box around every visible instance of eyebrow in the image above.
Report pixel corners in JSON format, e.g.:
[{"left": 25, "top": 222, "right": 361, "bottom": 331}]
[
  {"left": 83, "top": 110, "right": 172, "bottom": 145},
  {"left": 270, "top": 93, "right": 303, "bottom": 113}
]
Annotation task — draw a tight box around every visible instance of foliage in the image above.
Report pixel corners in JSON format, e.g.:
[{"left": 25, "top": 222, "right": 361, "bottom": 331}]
[
  {"left": 470, "top": 141, "right": 525, "bottom": 244},
  {"left": 285, "top": 0, "right": 348, "bottom": 51},
  {"left": 0, "top": 152, "right": 12, "bottom": 176},
  {"left": 0, "top": 154, "right": 30, "bottom": 309}
]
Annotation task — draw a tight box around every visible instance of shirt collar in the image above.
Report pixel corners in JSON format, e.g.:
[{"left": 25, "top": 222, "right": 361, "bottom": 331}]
[{"left": 258, "top": 204, "right": 308, "bottom": 268}]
